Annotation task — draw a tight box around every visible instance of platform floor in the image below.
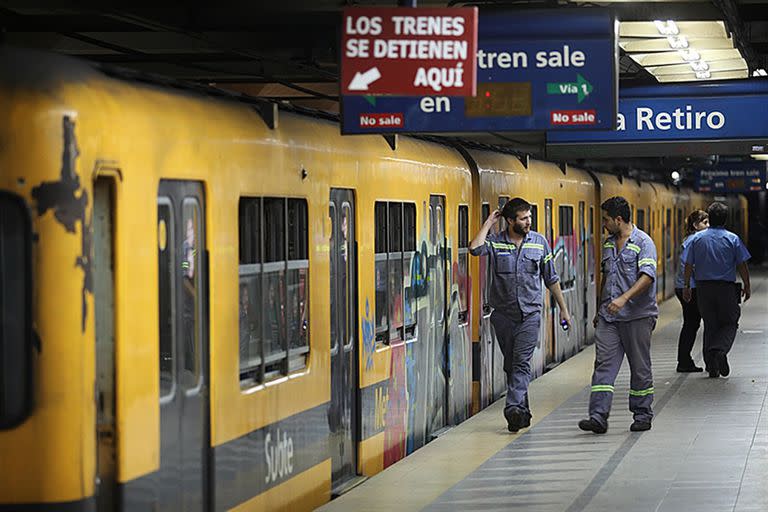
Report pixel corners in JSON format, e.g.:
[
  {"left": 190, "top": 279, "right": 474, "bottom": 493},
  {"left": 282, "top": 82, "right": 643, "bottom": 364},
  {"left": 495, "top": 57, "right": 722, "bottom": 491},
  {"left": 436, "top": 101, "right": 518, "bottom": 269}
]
[{"left": 319, "top": 270, "right": 768, "bottom": 512}]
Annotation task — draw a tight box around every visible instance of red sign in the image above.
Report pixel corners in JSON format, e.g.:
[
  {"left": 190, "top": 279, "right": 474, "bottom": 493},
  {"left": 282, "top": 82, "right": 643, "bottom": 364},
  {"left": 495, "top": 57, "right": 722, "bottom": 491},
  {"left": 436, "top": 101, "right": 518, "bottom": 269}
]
[
  {"left": 550, "top": 110, "right": 597, "bottom": 126},
  {"left": 359, "top": 113, "right": 404, "bottom": 128},
  {"left": 342, "top": 7, "right": 477, "bottom": 97}
]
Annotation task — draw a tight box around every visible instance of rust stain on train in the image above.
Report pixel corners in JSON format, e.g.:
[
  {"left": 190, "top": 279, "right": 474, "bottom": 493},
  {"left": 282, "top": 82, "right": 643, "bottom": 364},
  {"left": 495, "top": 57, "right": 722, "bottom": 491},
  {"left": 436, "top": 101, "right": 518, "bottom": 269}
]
[{"left": 31, "top": 116, "right": 93, "bottom": 332}]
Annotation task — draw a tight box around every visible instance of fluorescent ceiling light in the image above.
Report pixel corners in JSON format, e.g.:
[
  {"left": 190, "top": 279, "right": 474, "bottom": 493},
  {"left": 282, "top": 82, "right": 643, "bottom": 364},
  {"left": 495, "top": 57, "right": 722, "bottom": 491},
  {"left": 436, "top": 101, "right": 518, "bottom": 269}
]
[
  {"left": 646, "top": 58, "right": 747, "bottom": 76},
  {"left": 627, "top": 48, "right": 742, "bottom": 67},
  {"left": 620, "top": 21, "right": 727, "bottom": 38},
  {"left": 751, "top": 154, "right": 768, "bottom": 160},
  {"left": 620, "top": 37, "right": 735, "bottom": 52},
  {"left": 655, "top": 69, "right": 749, "bottom": 82}
]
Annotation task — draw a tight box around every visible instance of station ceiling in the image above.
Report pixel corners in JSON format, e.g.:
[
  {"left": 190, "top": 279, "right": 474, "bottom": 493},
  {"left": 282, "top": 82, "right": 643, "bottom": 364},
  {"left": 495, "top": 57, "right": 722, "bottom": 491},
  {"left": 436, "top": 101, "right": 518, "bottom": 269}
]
[{"left": 1, "top": 1, "right": 767, "bottom": 186}]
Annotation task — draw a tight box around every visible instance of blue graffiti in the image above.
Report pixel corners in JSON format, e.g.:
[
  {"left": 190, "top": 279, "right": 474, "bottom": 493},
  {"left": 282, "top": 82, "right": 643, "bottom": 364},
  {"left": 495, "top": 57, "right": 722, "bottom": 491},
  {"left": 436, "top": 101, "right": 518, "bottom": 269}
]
[{"left": 362, "top": 299, "right": 375, "bottom": 370}]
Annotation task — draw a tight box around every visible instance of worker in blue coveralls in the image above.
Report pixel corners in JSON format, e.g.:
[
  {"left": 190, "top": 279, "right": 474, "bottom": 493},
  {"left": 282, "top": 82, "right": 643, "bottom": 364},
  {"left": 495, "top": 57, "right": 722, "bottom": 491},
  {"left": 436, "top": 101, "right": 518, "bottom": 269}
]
[
  {"left": 579, "top": 196, "right": 658, "bottom": 435},
  {"left": 470, "top": 197, "right": 571, "bottom": 433},
  {"left": 682, "top": 201, "right": 751, "bottom": 379}
]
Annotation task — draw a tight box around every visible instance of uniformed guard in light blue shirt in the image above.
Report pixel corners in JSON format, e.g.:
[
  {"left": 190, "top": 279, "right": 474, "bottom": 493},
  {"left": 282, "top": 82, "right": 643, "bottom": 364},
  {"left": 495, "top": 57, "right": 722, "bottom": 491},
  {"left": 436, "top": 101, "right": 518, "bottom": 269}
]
[
  {"left": 681, "top": 201, "right": 751, "bottom": 378},
  {"left": 673, "top": 210, "right": 709, "bottom": 373},
  {"left": 470, "top": 197, "right": 572, "bottom": 433},
  {"left": 579, "top": 196, "right": 658, "bottom": 435}
]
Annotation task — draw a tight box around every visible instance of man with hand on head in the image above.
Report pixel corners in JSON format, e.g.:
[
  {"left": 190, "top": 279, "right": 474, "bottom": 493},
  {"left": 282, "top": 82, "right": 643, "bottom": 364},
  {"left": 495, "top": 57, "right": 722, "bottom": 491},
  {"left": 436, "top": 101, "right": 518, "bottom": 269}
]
[{"left": 470, "top": 197, "right": 571, "bottom": 433}]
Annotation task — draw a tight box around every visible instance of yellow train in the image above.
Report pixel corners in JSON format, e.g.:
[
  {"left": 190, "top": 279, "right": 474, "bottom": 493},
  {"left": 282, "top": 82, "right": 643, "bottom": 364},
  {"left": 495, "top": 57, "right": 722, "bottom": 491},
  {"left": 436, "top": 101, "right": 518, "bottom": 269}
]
[{"left": 0, "top": 46, "right": 748, "bottom": 511}]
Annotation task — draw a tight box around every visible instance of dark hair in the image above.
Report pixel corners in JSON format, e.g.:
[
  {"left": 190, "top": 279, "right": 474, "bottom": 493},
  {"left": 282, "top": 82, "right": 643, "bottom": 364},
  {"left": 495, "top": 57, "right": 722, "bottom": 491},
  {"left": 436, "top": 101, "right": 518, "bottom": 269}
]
[
  {"left": 685, "top": 209, "right": 708, "bottom": 236},
  {"left": 601, "top": 196, "right": 631, "bottom": 223},
  {"left": 707, "top": 202, "right": 728, "bottom": 227},
  {"left": 501, "top": 197, "right": 531, "bottom": 222}
]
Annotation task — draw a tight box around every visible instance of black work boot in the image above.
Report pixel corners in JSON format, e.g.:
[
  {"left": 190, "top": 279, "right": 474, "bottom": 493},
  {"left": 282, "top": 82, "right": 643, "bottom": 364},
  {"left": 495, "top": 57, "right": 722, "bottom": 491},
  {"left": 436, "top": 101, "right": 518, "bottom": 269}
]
[
  {"left": 578, "top": 418, "right": 607, "bottom": 434},
  {"left": 716, "top": 351, "right": 730, "bottom": 377},
  {"left": 630, "top": 420, "right": 652, "bottom": 432}
]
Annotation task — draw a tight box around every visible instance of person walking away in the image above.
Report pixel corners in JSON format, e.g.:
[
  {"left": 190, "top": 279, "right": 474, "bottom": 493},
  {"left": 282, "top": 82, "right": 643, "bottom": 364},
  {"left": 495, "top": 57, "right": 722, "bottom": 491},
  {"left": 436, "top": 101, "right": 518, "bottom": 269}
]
[
  {"left": 579, "top": 196, "right": 658, "bottom": 434},
  {"left": 674, "top": 210, "right": 709, "bottom": 372},
  {"left": 682, "top": 202, "right": 751, "bottom": 378},
  {"left": 470, "top": 197, "right": 572, "bottom": 433}
]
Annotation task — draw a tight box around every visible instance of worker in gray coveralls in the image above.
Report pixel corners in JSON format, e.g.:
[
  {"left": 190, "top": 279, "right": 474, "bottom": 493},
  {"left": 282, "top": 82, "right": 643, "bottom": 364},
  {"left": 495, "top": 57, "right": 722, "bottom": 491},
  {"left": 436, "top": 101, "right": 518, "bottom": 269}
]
[
  {"left": 470, "top": 197, "right": 572, "bottom": 433},
  {"left": 579, "top": 196, "right": 658, "bottom": 435}
]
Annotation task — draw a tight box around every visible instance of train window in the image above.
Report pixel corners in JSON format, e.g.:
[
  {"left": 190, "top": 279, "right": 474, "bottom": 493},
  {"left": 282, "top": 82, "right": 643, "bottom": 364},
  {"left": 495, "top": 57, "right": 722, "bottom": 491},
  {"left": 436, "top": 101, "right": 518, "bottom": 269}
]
[
  {"left": 374, "top": 202, "right": 388, "bottom": 342},
  {"left": 458, "top": 205, "right": 469, "bottom": 320},
  {"left": 238, "top": 198, "right": 263, "bottom": 385},
  {"left": 388, "top": 203, "right": 404, "bottom": 340},
  {"left": 181, "top": 199, "right": 203, "bottom": 390},
  {"left": 498, "top": 196, "right": 509, "bottom": 232},
  {"left": 238, "top": 197, "right": 309, "bottom": 387},
  {"left": 403, "top": 203, "right": 417, "bottom": 335},
  {"left": 158, "top": 198, "right": 176, "bottom": 400},
  {"left": 529, "top": 204, "right": 538, "bottom": 232},
  {"left": 287, "top": 199, "right": 309, "bottom": 371},
  {"left": 637, "top": 209, "right": 646, "bottom": 232},
  {"left": 375, "top": 201, "right": 419, "bottom": 342},
  {"left": 665, "top": 209, "right": 672, "bottom": 259},
  {"left": 0, "top": 193, "right": 33, "bottom": 429},
  {"left": 558, "top": 205, "right": 574, "bottom": 236}
]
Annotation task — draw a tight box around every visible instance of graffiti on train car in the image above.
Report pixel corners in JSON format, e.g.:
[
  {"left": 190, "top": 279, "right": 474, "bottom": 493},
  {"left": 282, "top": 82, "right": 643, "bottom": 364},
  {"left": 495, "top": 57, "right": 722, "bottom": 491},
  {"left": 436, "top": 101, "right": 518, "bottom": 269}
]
[
  {"left": 31, "top": 116, "right": 93, "bottom": 332},
  {"left": 362, "top": 299, "right": 376, "bottom": 370},
  {"left": 361, "top": 213, "right": 473, "bottom": 466}
]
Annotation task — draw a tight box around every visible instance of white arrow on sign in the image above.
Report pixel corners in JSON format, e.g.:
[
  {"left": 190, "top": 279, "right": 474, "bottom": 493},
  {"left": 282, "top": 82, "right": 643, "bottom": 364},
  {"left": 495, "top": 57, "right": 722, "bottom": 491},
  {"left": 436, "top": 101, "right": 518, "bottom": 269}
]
[{"left": 348, "top": 67, "right": 382, "bottom": 91}]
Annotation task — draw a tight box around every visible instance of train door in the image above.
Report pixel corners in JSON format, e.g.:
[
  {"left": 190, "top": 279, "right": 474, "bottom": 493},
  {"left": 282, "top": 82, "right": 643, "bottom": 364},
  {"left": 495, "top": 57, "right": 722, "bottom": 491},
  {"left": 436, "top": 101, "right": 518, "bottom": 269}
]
[
  {"left": 579, "top": 202, "right": 587, "bottom": 345},
  {"left": 544, "top": 199, "right": 556, "bottom": 367},
  {"left": 428, "top": 195, "right": 448, "bottom": 433},
  {"left": 491, "top": 198, "right": 508, "bottom": 399},
  {"left": 157, "top": 180, "right": 209, "bottom": 511},
  {"left": 329, "top": 189, "right": 359, "bottom": 495},
  {"left": 479, "top": 203, "right": 497, "bottom": 405},
  {"left": 94, "top": 178, "right": 116, "bottom": 511}
]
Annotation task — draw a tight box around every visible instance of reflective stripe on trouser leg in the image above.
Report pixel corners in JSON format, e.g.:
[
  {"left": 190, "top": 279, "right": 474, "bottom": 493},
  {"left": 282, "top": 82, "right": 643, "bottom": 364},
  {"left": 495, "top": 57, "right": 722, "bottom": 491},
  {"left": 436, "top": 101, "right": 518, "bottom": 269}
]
[
  {"left": 589, "top": 318, "right": 625, "bottom": 427},
  {"left": 490, "top": 310, "right": 541, "bottom": 414},
  {"left": 621, "top": 317, "right": 655, "bottom": 423}
]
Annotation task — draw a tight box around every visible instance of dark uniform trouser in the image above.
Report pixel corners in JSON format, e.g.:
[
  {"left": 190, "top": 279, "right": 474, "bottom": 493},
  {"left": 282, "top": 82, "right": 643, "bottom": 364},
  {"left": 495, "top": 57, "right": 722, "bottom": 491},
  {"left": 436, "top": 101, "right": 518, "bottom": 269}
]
[
  {"left": 490, "top": 310, "right": 541, "bottom": 415},
  {"left": 589, "top": 316, "right": 656, "bottom": 427},
  {"left": 696, "top": 280, "right": 741, "bottom": 370}
]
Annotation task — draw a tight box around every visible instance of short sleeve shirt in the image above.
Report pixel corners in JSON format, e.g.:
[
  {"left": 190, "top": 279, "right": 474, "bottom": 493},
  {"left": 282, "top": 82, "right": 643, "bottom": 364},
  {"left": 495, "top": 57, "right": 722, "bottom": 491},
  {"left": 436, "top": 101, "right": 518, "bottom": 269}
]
[
  {"left": 599, "top": 226, "right": 659, "bottom": 322},
  {"left": 681, "top": 227, "right": 750, "bottom": 282},
  {"left": 470, "top": 230, "right": 559, "bottom": 316}
]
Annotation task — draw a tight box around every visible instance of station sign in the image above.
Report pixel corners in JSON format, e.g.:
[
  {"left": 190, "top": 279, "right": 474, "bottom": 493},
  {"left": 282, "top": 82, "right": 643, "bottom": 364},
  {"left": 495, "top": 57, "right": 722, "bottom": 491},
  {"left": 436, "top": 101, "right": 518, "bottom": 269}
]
[
  {"left": 341, "top": 7, "right": 478, "bottom": 96},
  {"left": 341, "top": 8, "right": 617, "bottom": 134},
  {"left": 547, "top": 81, "right": 768, "bottom": 159},
  {"left": 695, "top": 162, "right": 767, "bottom": 193}
]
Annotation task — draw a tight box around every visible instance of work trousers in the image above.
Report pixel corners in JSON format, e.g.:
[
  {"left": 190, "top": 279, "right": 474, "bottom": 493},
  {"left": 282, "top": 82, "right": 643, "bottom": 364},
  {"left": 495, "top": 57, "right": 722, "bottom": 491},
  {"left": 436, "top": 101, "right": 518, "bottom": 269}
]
[
  {"left": 589, "top": 316, "right": 656, "bottom": 427},
  {"left": 490, "top": 309, "right": 541, "bottom": 415},
  {"left": 696, "top": 280, "right": 741, "bottom": 371},
  {"left": 674, "top": 287, "right": 702, "bottom": 368}
]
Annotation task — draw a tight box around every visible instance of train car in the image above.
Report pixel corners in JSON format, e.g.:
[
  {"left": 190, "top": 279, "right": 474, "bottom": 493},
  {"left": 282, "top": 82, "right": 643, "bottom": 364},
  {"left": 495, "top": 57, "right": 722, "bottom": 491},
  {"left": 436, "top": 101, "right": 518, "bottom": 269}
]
[{"left": 0, "top": 46, "right": 476, "bottom": 511}]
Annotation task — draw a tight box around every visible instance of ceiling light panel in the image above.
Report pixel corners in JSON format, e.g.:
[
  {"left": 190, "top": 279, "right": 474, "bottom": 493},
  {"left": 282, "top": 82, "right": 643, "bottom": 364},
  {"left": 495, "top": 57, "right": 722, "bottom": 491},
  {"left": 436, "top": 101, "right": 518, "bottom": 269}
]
[
  {"left": 655, "top": 69, "right": 749, "bottom": 82},
  {"left": 627, "top": 48, "right": 742, "bottom": 67},
  {"left": 619, "top": 21, "right": 728, "bottom": 38}
]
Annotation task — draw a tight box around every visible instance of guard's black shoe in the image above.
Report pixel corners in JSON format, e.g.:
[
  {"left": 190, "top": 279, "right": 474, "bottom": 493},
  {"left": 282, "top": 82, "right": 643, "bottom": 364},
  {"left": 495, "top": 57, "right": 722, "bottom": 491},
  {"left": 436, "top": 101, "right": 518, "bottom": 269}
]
[
  {"left": 578, "top": 418, "right": 607, "bottom": 434},
  {"left": 716, "top": 351, "right": 730, "bottom": 377},
  {"left": 676, "top": 364, "right": 703, "bottom": 373},
  {"left": 708, "top": 367, "right": 720, "bottom": 378},
  {"left": 630, "top": 421, "right": 652, "bottom": 432},
  {"left": 504, "top": 408, "right": 531, "bottom": 433}
]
